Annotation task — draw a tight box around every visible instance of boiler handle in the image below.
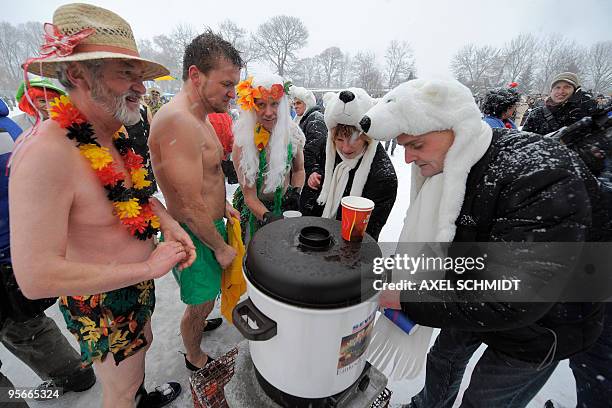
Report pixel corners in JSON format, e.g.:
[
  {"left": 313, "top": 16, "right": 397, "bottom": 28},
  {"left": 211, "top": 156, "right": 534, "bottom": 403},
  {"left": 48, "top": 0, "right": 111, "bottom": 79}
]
[{"left": 232, "top": 298, "right": 277, "bottom": 341}]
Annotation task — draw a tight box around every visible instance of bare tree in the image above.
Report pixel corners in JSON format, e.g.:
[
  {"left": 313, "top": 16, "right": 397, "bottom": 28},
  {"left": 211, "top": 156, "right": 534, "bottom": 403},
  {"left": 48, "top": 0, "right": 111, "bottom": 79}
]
[
  {"left": 352, "top": 51, "right": 383, "bottom": 95},
  {"left": 517, "top": 62, "right": 536, "bottom": 94},
  {"left": 498, "top": 33, "right": 539, "bottom": 86},
  {"left": 288, "top": 57, "right": 322, "bottom": 88},
  {"left": 335, "top": 53, "right": 352, "bottom": 88},
  {"left": 0, "top": 22, "right": 23, "bottom": 91},
  {"left": 252, "top": 15, "right": 308, "bottom": 76},
  {"left": 170, "top": 23, "right": 197, "bottom": 53},
  {"left": 137, "top": 38, "right": 157, "bottom": 61},
  {"left": 0, "top": 21, "right": 45, "bottom": 93},
  {"left": 152, "top": 34, "right": 182, "bottom": 78},
  {"left": 450, "top": 44, "right": 501, "bottom": 94},
  {"left": 18, "top": 22, "right": 43, "bottom": 57},
  {"left": 216, "top": 19, "right": 260, "bottom": 78},
  {"left": 384, "top": 40, "right": 416, "bottom": 88},
  {"left": 534, "top": 34, "right": 587, "bottom": 94},
  {"left": 217, "top": 19, "right": 246, "bottom": 47},
  {"left": 584, "top": 41, "right": 612, "bottom": 94},
  {"left": 318, "top": 47, "right": 343, "bottom": 88}
]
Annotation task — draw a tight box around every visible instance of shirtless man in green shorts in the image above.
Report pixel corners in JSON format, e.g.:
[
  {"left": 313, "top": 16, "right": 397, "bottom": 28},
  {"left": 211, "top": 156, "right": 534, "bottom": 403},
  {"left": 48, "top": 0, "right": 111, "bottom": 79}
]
[{"left": 149, "top": 31, "right": 242, "bottom": 371}]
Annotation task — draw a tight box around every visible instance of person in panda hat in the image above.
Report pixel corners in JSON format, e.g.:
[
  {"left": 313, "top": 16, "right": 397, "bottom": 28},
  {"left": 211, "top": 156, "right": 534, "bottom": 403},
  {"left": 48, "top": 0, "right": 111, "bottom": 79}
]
[
  {"left": 232, "top": 73, "right": 305, "bottom": 239},
  {"left": 301, "top": 88, "right": 397, "bottom": 240},
  {"left": 360, "top": 78, "right": 606, "bottom": 407}
]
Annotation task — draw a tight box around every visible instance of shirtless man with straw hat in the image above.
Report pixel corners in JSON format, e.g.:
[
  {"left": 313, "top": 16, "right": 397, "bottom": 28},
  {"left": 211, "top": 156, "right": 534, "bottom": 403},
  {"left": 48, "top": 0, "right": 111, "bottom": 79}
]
[{"left": 10, "top": 4, "right": 195, "bottom": 407}]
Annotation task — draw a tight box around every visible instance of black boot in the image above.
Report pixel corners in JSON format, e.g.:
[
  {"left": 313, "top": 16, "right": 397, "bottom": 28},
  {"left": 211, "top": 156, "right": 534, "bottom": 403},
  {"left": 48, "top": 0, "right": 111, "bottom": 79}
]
[
  {"left": 136, "top": 379, "right": 182, "bottom": 408},
  {"left": 181, "top": 351, "right": 215, "bottom": 371},
  {"left": 203, "top": 318, "right": 223, "bottom": 333},
  {"left": 35, "top": 366, "right": 96, "bottom": 400}
]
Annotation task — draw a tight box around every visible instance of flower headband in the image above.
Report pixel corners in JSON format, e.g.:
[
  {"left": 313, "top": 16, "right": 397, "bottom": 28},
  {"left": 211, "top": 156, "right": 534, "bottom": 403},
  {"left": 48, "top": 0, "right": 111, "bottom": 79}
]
[{"left": 236, "top": 77, "right": 292, "bottom": 111}]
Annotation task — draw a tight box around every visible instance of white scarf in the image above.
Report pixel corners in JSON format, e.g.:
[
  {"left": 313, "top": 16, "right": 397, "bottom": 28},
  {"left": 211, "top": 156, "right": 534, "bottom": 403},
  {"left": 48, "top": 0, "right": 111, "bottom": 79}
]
[
  {"left": 317, "top": 138, "right": 379, "bottom": 218},
  {"left": 319, "top": 149, "right": 364, "bottom": 218},
  {"left": 399, "top": 172, "right": 445, "bottom": 242}
]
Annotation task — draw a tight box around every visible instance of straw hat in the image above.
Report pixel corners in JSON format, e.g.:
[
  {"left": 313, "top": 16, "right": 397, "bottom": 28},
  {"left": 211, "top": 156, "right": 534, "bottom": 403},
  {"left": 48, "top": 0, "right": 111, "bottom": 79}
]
[{"left": 26, "top": 3, "right": 169, "bottom": 81}]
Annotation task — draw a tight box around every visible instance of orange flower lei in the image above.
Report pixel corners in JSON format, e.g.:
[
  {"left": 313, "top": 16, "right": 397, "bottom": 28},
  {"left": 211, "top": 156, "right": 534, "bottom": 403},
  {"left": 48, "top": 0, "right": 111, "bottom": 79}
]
[
  {"left": 49, "top": 95, "right": 160, "bottom": 240},
  {"left": 236, "top": 76, "right": 285, "bottom": 111}
]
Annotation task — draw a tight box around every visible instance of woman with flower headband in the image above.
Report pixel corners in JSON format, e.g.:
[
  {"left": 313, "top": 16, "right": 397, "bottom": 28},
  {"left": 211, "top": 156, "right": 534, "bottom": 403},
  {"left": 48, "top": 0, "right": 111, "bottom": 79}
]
[{"left": 232, "top": 73, "right": 306, "bottom": 239}]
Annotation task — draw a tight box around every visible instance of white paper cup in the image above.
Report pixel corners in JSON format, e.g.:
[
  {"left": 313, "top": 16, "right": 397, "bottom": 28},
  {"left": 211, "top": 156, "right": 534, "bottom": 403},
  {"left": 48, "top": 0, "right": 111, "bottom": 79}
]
[{"left": 283, "top": 210, "right": 302, "bottom": 218}]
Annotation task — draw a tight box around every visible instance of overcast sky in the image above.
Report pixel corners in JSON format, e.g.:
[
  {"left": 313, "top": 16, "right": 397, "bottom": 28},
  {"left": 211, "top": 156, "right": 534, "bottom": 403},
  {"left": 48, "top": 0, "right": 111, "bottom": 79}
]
[{"left": 6, "top": 0, "right": 612, "bottom": 78}]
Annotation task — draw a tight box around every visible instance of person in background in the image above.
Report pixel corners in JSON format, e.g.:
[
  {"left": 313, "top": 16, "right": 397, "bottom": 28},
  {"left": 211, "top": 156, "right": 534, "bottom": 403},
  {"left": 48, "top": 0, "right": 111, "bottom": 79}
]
[
  {"left": 209, "top": 112, "right": 238, "bottom": 184},
  {"left": 125, "top": 102, "right": 157, "bottom": 194},
  {"left": 147, "top": 87, "right": 163, "bottom": 116},
  {"left": 289, "top": 86, "right": 327, "bottom": 215},
  {"left": 481, "top": 86, "right": 520, "bottom": 129},
  {"left": 523, "top": 72, "right": 598, "bottom": 135},
  {"left": 13, "top": 78, "right": 65, "bottom": 131}
]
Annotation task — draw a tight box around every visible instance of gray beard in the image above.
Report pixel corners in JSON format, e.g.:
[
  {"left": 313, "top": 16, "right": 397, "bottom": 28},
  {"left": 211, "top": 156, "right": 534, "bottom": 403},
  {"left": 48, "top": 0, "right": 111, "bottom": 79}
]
[{"left": 92, "top": 83, "right": 141, "bottom": 126}]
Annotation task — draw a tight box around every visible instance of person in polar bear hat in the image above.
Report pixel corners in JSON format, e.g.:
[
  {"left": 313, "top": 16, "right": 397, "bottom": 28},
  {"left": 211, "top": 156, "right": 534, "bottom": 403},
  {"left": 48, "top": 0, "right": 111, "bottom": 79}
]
[
  {"left": 289, "top": 85, "right": 317, "bottom": 124},
  {"left": 302, "top": 88, "right": 397, "bottom": 240},
  {"left": 361, "top": 78, "right": 607, "bottom": 407},
  {"left": 288, "top": 86, "right": 328, "bottom": 211},
  {"left": 232, "top": 73, "right": 305, "bottom": 239}
]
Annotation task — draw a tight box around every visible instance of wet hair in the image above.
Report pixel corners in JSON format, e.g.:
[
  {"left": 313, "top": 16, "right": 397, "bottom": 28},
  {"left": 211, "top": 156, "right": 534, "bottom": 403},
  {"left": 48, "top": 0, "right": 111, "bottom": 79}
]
[
  {"left": 482, "top": 88, "right": 520, "bottom": 118},
  {"left": 182, "top": 30, "right": 243, "bottom": 81}
]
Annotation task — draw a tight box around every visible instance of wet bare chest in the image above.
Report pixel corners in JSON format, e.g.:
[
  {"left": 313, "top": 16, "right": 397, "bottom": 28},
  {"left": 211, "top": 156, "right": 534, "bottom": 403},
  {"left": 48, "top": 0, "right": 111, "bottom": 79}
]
[{"left": 197, "top": 130, "right": 224, "bottom": 176}]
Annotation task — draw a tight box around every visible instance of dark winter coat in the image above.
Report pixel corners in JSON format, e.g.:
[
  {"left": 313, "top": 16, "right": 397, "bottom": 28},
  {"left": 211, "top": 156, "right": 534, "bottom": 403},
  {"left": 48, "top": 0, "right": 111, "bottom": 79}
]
[
  {"left": 299, "top": 106, "right": 328, "bottom": 176},
  {"left": 125, "top": 105, "right": 157, "bottom": 194},
  {"left": 298, "top": 106, "right": 328, "bottom": 216},
  {"left": 402, "top": 129, "right": 605, "bottom": 363},
  {"left": 523, "top": 88, "right": 598, "bottom": 135},
  {"left": 302, "top": 143, "right": 397, "bottom": 240}
]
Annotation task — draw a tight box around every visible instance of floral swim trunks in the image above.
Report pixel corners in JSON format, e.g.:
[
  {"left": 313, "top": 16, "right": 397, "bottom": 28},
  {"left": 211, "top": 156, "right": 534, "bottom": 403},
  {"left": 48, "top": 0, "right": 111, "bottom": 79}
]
[{"left": 58, "top": 280, "right": 155, "bottom": 367}]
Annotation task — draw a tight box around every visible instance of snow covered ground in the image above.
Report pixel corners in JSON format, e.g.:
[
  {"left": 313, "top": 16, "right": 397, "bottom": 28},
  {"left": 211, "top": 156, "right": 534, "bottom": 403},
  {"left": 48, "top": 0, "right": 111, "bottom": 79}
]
[{"left": 0, "top": 145, "right": 576, "bottom": 407}]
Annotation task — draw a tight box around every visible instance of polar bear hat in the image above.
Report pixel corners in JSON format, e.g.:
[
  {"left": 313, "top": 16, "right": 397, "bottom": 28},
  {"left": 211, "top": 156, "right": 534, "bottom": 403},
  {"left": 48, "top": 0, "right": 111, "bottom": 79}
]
[
  {"left": 359, "top": 78, "right": 493, "bottom": 242},
  {"left": 323, "top": 87, "right": 377, "bottom": 132},
  {"left": 359, "top": 78, "right": 484, "bottom": 142},
  {"left": 289, "top": 86, "right": 316, "bottom": 110}
]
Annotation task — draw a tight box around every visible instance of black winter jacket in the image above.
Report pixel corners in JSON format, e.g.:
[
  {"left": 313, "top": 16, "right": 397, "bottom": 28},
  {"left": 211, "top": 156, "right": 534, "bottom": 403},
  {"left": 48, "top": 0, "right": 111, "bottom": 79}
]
[
  {"left": 298, "top": 106, "right": 328, "bottom": 176},
  {"left": 523, "top": 89, "right": 598, "bottom": 135},
  {"left": 125, "top": 106, "right": 157, "bottom": 194},
  {"left": 402, "top": 129, "right": 604, "bottom": 363},
  {"left": 302, "top": 143, "right": 397, "bottom": 240}
]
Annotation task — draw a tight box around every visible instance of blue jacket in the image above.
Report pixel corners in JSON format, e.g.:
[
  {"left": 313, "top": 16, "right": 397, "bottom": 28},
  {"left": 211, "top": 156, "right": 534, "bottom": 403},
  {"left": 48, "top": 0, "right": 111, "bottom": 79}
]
[
  {"left": 483, "top": 115, "right": 516, "bottom": 129},
  {"left": 0, "top": 99, "right": 23, "bottom": 253}
]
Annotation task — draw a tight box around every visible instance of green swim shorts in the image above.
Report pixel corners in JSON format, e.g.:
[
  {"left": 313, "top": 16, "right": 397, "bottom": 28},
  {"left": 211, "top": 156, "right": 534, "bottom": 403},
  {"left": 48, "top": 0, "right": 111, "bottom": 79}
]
[{"left": 166, "top": 220, "right": 227, "bottom": 305}]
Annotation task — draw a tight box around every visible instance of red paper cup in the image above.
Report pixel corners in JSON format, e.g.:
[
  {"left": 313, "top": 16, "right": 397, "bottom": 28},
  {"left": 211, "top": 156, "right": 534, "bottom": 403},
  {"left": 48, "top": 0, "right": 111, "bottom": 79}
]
[{"left": 340, "top": 196, "right": 375, "bottom": 242}]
